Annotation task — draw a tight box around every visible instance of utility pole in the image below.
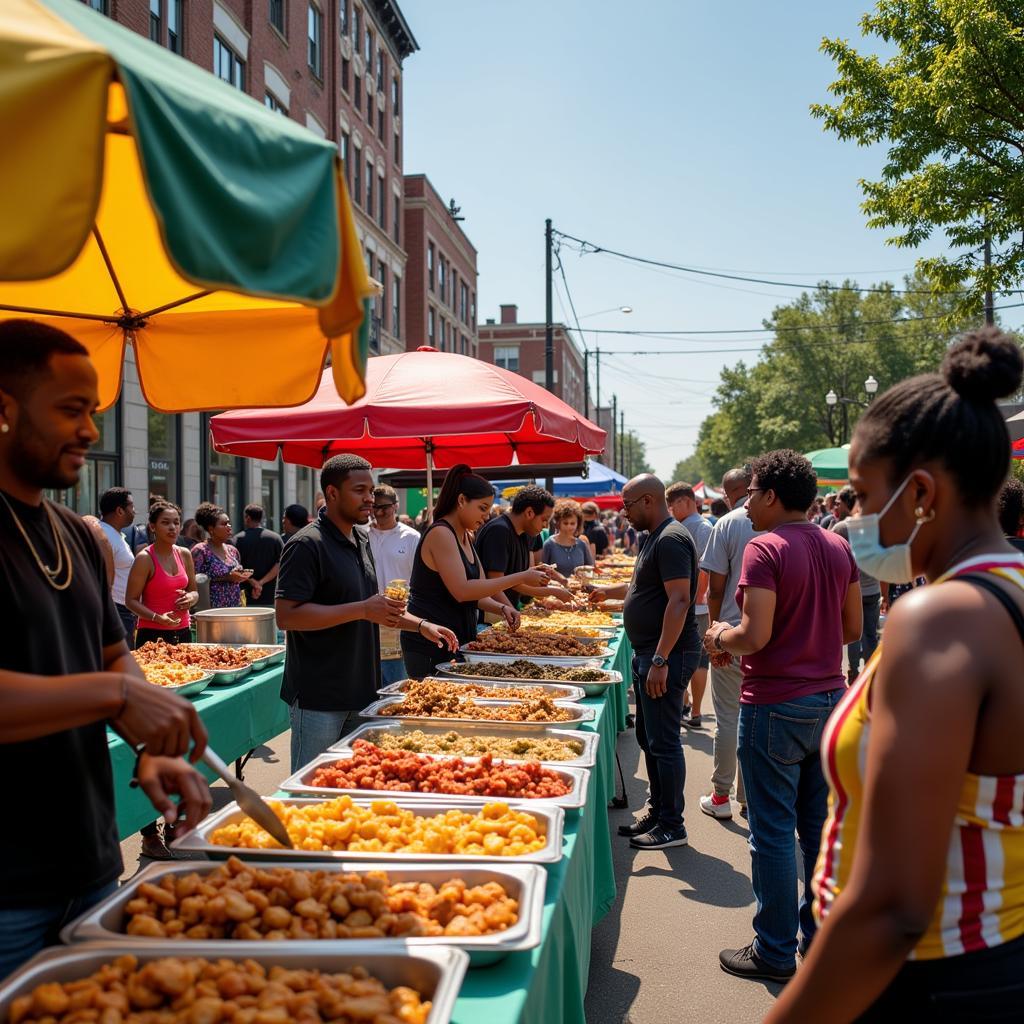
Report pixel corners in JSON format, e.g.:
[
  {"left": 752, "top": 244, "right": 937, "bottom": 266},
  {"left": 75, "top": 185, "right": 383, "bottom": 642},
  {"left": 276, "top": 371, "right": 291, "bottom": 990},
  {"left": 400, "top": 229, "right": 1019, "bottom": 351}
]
[
  {"left": 594, "top": 349, "right": 601, "bottom": 429},
  {"left": 611, "top": 394, "right": 618, "bottom": 472},
  {"left": 544, "top": 218, "right": 554, "bottom": 491},
  {"left": 620, "top": 409, "right": 625, "bottom": 477},
  {"left": 583, "top": 350, "right": 589, "bottom": 420},
  {"left": 984, "top": 233, "right": 995, "bottom": 325}
]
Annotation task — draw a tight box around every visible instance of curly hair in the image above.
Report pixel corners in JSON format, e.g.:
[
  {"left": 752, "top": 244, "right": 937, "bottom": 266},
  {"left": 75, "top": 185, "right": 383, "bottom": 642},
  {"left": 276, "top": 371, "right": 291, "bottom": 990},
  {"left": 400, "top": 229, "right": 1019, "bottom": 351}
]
[
  {"left": 998, "top": 478, "right": 1024, "bottom": 537},
  {"left": 550, "top": 499, "right": 583, "bottom": 533},
  {"left": 194, "top": 501, "right": 225, "bottom": 532},
  {"left": 750, "top": 449, "right": 818, "bottom": 512},
  {"left": 511, "top": 484, "right": 555, "bottom": 516}
]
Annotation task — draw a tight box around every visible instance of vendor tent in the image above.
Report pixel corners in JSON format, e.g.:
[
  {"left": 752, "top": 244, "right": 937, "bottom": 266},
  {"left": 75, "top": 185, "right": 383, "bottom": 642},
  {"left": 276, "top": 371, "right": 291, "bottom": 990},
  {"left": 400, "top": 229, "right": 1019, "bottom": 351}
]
[
  {"left": 805, "top": 446, "right": 850, "bottom": 487},
  {"left": 553, "top": 460, "right": 626, "bottom": 497},
  {"left": 0, "top": 0, "right": 372, "bottom": 410}
]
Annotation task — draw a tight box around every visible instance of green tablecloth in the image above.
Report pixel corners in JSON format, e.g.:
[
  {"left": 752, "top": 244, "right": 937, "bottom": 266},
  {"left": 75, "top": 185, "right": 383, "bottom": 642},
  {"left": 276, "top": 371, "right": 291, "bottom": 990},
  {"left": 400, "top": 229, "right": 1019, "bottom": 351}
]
[
  {"left": 108, "top": 663, "right": 289, "bottom": 839},
  {"left": 603, "top": 629, "right": 632, "bottom": 733}
]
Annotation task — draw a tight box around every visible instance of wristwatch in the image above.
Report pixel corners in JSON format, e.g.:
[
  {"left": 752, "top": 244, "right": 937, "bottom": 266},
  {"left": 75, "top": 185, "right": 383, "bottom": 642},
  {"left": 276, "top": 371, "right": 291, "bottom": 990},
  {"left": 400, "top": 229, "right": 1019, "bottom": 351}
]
[{"left": 651, "top": 654, "right": 667, "bottom": 668}]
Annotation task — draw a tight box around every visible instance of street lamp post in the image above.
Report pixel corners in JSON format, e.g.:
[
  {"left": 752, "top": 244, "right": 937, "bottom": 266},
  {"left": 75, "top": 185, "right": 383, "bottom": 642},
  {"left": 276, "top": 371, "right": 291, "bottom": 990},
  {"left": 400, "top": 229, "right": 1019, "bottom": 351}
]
[{"left": 825, "top": 375, "right": 879, "bottom": 445}]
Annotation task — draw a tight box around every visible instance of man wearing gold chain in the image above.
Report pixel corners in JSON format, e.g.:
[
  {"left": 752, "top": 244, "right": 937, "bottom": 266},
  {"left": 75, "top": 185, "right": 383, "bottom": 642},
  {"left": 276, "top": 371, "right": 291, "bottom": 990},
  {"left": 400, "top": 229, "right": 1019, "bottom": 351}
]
[{"left": 0, "top": 320, "right": 213, "bottom": 979}]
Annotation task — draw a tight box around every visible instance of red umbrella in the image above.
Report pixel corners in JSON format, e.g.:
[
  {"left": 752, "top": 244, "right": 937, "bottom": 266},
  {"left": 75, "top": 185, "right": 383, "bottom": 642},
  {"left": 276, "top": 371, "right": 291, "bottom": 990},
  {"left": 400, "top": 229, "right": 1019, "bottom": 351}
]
[{"left": 211, "top": 347, "right": 606, "bottom": 500}]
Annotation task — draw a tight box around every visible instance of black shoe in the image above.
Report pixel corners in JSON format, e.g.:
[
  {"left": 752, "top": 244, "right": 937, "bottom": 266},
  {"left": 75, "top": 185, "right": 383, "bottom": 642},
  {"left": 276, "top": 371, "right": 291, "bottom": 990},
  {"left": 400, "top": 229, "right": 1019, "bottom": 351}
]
[
  {"left": 719, "top": 943, "right": 795, "bottom": 982},
  {"left": 682, "top": 714, "right": 703, "bottom": 729},
  {"left": 629, "top": 824, "right": 688, "bottom": 850},
  {"left": 617, "top": 810, "right": 656, "bottom": 837}
]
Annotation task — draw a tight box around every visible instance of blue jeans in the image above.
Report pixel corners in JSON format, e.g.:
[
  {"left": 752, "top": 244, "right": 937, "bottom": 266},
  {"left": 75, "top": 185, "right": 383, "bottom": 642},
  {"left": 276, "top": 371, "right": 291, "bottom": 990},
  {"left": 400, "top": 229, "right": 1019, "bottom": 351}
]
[
  {"left": 847, "top": 593, "right": 881, "bottom": 678},
  {"left": 632, "top": 651, "right": 698, "bottom": 831},
  {"left": 738, "top": 689, "right": 844, "bottom": 969},
  {"left": 289, "top": 704, "right": 365, "bottom": 773},
  {"left": 0, "top": 880, "right": 118, "bottom": 980},
  {"left": 380, "top": 658, "right": 408, "bottom": 685}
]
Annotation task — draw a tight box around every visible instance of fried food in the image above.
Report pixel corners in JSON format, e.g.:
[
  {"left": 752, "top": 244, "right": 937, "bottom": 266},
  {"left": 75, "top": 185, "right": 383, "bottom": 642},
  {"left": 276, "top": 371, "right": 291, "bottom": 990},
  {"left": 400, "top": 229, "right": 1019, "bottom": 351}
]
[
  {"left": 134, "top": 660, "right": 208, "bottom": 688},
  {"left": 449, "top": 659, "right": 613, "bottom": 683},
  {"left": 210, "top": 796, "right": 548, "bottom": 857},
  {"left": 134, "top": 640, "right": 251, "bottom": 670},
  {"left": 521, "top": 606, "right": 617, "bottom": 626},
  {"left": 390, "top": 679, "right": 576, "bottom": 722},
  {"left": 120, "top": 855, "right": 518, "bottom": 940},
  {"left": 368, "top": 728, "right": 584, "bottom": 762},
  {"left": 465, "top": 630, "right": 606, "bottom": 657},
  {"left": 405, "top": 677, "right": 577, "bottom": 701},
  {"left": 309, "top": 739, "right": 571, "bottom": 798},
  {"left": 7, "top": 953, "right": 431, "bottom": 1024},
  {"left": 492, "top": 621, "right": 610, "bottom": 638}
]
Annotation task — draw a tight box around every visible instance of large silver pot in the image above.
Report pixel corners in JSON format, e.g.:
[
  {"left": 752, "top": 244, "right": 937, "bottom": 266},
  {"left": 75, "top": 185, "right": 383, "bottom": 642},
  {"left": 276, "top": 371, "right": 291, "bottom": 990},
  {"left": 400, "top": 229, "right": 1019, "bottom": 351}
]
[{"left": 194, "top": 607, "right": 276, "bottom": 645}]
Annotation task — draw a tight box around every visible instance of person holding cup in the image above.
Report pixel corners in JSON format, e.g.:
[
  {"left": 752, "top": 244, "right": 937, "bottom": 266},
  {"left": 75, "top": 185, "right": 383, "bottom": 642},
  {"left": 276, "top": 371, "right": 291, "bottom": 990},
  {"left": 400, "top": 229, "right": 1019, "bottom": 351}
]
[{"left": 191, "top": 502, "right": 251, "bottom": 608}]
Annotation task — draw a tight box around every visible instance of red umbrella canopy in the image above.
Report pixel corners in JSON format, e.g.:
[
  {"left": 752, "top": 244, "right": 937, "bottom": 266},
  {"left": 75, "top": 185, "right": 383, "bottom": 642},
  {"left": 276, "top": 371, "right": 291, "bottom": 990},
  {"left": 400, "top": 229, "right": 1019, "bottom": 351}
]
[{"left": 211, "top": 347, "right": 606, "bottom": 469}]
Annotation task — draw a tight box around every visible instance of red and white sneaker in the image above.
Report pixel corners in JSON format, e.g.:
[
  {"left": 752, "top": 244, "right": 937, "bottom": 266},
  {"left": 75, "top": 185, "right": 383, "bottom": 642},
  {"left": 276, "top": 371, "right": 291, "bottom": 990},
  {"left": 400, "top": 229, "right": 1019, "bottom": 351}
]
[{"left": 699, "top": 793, "right": 733, "bottom": 819}]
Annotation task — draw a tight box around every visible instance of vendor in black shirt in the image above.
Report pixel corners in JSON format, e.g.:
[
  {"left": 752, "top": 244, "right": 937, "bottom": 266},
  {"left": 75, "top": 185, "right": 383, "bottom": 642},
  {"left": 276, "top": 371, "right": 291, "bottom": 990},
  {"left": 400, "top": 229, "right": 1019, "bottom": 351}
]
[
  {"left": 591, "top": 474, "right": 699, "bottom": 852},
  {"left": 475, "top": 485, "right": 574, "bottom": 608},
  {"left": 275, "top": 454, "right": 458, "bottom": 772},
  {"left": 233, "top": 503, "right": 284, "bottom": 607},
  {"left": 402, "top": 466, "right": 552, "bottom": 678},
  {"left": 0, "top": 320, "right": 211, "bottom": 980}
]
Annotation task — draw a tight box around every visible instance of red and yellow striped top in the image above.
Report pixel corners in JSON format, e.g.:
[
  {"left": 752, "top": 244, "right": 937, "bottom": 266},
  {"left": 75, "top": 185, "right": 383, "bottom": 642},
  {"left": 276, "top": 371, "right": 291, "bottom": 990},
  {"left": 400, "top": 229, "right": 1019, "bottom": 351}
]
[{"left": 812, "top": 554, "right": 1024, "bottom": 960}]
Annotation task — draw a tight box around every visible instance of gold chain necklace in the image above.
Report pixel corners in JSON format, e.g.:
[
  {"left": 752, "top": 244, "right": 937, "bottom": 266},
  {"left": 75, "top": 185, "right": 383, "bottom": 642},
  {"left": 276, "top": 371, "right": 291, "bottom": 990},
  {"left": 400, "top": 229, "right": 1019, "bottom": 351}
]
[{"left": 0, "top": 491, "right": 74, "bottom": 590}]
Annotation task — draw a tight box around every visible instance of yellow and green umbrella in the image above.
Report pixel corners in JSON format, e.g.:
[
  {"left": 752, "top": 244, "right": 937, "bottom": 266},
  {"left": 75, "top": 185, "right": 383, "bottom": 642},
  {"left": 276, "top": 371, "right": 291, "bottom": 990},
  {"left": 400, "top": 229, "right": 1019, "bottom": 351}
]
[
  {"left": 805, "top": 445, "right": 851, "bottom": 488},
  {"left": 0, "top": 0, "right": 373, "bottom": 411}
]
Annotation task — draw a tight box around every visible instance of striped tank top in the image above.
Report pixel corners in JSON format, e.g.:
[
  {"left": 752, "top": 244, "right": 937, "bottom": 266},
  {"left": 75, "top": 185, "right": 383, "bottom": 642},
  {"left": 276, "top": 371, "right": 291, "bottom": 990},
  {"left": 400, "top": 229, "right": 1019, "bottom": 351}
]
[{"left": 813, "top": 554, "right": 1024, "bottom": 960}]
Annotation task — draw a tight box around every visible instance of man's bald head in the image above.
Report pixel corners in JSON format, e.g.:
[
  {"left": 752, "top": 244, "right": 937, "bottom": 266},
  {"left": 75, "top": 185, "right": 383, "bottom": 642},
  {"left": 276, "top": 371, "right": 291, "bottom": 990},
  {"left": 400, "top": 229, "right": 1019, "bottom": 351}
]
[
  {"left": 721, "top": 464, "right": 753, "bottom": 508},
  {"left": 622, "top": 473, "right": 668, "bottom": 531},
  {"left": 622, "top": 473, "right": 665, "bottom": 501}
]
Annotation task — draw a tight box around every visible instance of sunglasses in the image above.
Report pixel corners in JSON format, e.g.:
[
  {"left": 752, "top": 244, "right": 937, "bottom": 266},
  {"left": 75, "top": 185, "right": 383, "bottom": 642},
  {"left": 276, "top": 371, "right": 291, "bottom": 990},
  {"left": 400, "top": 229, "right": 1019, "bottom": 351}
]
[{"left": 373, "top": 503, "right": 397, "bottom": 512}]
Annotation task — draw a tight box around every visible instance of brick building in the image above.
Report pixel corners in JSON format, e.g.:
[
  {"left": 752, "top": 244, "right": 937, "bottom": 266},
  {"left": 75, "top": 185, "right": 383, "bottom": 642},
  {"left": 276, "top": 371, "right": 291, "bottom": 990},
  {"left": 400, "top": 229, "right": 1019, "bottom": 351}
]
[
  {"left": 65, "top": 0, "right": 418, "bottom": 529},
  {"left": 402, "top": 175, "right": 478, "bottom": 354},
  {"left": 477, "top": 305, "right": 589, "bottom": 415}
]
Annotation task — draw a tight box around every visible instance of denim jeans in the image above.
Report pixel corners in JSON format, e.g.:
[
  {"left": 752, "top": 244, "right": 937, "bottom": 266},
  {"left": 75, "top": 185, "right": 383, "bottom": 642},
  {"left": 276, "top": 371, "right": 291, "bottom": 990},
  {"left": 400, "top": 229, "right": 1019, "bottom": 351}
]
[
  {"left": 738, "top": 688, "right": 844, "bottom": 969},
  {"left": 632, "top": 651, "right": 698, "bottom": 831},
  {"left": 847, "top": 593, "right": 881, "bottom": 677},
  {"left": 380, "top": 658, "right": 408, "bottom": 685},
  {"left": 0, "top": 879, "right": 118, "bottom": 980},
  {"left": 115, "top": 603, "right": 136, "bottom": 648},
  {"left": 289, "top": 704, "right": 365, "bottom": 772}
]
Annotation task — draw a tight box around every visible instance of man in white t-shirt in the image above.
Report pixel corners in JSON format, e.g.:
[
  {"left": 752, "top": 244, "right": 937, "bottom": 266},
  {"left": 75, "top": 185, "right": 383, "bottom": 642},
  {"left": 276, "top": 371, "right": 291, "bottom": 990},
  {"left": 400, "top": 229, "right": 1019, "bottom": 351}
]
[
  {"left": 367, "top": 485, "right": 421, "bottom": 684},
  {"left": 98, "top": 486, "right": 138, "bottom": 644}
]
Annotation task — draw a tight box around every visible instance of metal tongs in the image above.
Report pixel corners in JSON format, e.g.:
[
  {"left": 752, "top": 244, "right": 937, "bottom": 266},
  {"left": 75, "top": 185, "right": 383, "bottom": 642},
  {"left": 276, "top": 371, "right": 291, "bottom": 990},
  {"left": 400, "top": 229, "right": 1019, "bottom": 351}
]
[{"left": 201, "top": 747, "right": 294, "bottom": 848}]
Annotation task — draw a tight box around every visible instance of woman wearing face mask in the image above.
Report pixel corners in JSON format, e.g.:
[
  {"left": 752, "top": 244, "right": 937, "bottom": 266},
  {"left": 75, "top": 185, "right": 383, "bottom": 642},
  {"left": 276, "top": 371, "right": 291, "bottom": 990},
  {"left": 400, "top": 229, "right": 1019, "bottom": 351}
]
[
  {"left": 767, "top": 328, "right": 1024, "bottom": 1023},
  {"left": 401, "top": 465, "right": 552, "bottom": 678}
]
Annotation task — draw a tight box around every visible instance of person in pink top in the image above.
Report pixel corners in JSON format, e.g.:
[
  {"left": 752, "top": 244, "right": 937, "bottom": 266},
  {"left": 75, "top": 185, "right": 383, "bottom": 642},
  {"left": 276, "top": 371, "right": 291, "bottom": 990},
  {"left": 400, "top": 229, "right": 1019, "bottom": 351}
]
[
  {"left": 704, "top": 449, "right": 863, "bottom": 983},
  {"left": 125, "top": 501, "right": 199, "bottom": 650}
]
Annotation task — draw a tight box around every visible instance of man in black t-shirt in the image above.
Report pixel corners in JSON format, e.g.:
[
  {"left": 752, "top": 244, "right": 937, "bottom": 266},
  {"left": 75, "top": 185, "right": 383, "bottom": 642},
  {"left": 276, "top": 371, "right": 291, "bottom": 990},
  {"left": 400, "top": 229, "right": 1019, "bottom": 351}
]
[
  {"left": 0, "top": 320, "right": 212, "bottom": 979},
  {"left": 475, "top": 485, "right": 574, "bottom": 608},
  {"left": 581, "top": 501, "right": 610, "bottom": 558},
  {"left": 233, "top": 503, "right": 284, "bottom": 607},
  {"left": 591, "top": 474, "right": 699, "bottom": 851}
]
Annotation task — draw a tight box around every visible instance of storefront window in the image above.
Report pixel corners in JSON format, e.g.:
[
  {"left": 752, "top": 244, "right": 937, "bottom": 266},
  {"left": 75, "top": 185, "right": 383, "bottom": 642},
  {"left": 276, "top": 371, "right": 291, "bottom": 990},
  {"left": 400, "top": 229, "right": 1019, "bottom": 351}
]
[
  {"left": 295, "top": 466, "right": 315, "bottom": 513},
  {"left": 46, "top": 404, "right": 121, "bottom": 515},
  {"left": 203, "top": 413, "right": 245, "bottom": 524},
  {"left": 261, "top": 459, "right": 283, "bottom": 529},
  {"left": 147, "top": 410, "right": 179, "bottom": 503}
]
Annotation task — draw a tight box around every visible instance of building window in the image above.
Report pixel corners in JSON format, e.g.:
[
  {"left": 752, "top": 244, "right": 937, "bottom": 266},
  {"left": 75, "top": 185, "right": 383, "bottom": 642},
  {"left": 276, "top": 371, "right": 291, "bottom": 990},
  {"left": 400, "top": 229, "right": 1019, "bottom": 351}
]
[
  {"left": 376, "top": 47, "right": 384, "bottom": 89},
  {"left": 391, "top": 75, "right": 400, "bottom": 116},
  {"left": 392, "top": 194, "right": 400, "bottom": 243},
  {"left": 393, "top": 129, "right": 400, "bottom": 163},
  {"left": 269, "top": 0, "right": 285, "bottom": 34},
  {"left": 214, "top": 35, "right": 245, "bottom": 90},
  {"left": 442, "top": 320, "right": 449, "bottom": 351},
  {"left": 427, "top": 244, "right": 434, "bottom": 291},
  {"left": 365, "top": 164, "right": 373, "bottom": 215},
  {"left": 438, "top": 258, "right": 446, "bottom": 303},
  {"left": 428, "top": 308, "right": 435, "bottom": 346},
  {"left": 341, "top": 56, "right": 350, "bottom": 92},
  {"left": 461, "top": 334, "right": 468, "bottom": 355},
  {"left": 378, "top": 265, "right": 387, "bottom": 326},
  {"left": 84, "top": 0, "right": 109, "bottom": 11},
  {"left": 450, "top": 268, "right": 457, "bottom": 309},
  {"left": 264, "top": 92, "right": 287, "bottom": 114},
  {"left": 340, "top": 132, "right": 350, "bottom": 185},
  {"left": 295, "top": 466, "right": 314, "bottom": 512},
  {"left": 377, "top": 106, "right": 384, "bottom": 139},
  {"left": 366, "top": 86, "right": 373, "bottom": 122},
  {"left": 364, "top": 26, "right": 372, "bottom": 66},
  {"left": 167, "top": 0, "right": 182, "bottom": 52},
  {"left": 352, "top": 4, "right": 360, "bottom": 45},
  {"left": 308, "top": 3, "right": 323, "bottom": 77},
  {"left": 392, "top": 275, "right": 401, "bottom": 338},
  {"left": 148, "top": 411, "right": 180, "bottom": 503},
  {"left": 460, "top": 282, "right": 468, "bottom": 323},
  {"left": 471, "top": 291, "right": 476, "bottom": 324},
  {"left": 378, "top": 173, "right": 386, "bottom": 226},
  {"left": 47, "top": 403, "right": 122, "bottom": 515},
  {"left": 339, "top": 0, "right": 348, "bottom": 34},
  {"left": 261, "top": 458, "right": 283, "bottom": 529},
  {"left": 149, "top": 0, "right": 162, "bottom": 43},
  {"left": 494, "top": 346, "right": 520, "bottom": 372},
  {"left": 354, "top": 71, "right": 361, "bottom": 111},
  {"left": 352, "top": 145, "right": 362, "bottom": 204}
]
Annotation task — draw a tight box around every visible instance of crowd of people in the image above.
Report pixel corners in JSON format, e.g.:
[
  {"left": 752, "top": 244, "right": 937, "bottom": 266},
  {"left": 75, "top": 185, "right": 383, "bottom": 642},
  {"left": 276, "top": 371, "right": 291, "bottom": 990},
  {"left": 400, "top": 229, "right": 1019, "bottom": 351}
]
[{"left": 4, "top": 313, "right": 1024, "bottom": 1019}]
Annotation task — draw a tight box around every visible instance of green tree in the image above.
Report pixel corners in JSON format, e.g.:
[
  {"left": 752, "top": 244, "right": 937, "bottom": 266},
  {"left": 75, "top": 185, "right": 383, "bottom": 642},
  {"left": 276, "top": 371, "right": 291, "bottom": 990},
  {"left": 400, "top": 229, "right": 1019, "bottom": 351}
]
[
  {"left": 617, "top": 430, "right": 654, "bottom": 478},
  {"left": 669, "top": 454, "right": 705, "bottom": 484},
  {"left": 814, "top": 1, "right": 1024, "bottom": 316}
]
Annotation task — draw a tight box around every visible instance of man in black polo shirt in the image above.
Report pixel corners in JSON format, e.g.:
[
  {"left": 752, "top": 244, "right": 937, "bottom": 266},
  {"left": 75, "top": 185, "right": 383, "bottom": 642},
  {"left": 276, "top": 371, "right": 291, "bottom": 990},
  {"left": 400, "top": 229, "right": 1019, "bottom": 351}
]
[
  {"left": 475, "top": 485, "right": 573, "bottom": 608},
  {"left": 592, "top": 474, "right": 700, "bottom": 850},
  {"left": 0, "top": 320, "right": 211, "bottom": 978},
  {"left": 233, "top": 503, "right": 283, "bottom": 607},
  {"left": 276, "top": 454, "right": 458, "bottom": 771}
]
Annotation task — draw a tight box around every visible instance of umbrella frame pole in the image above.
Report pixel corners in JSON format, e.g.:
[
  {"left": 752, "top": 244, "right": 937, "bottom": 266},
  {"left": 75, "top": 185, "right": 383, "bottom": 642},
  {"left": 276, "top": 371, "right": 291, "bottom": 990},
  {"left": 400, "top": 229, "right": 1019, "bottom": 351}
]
[{"left": 425, "top": 441, "right": 434, "bottom": 524}]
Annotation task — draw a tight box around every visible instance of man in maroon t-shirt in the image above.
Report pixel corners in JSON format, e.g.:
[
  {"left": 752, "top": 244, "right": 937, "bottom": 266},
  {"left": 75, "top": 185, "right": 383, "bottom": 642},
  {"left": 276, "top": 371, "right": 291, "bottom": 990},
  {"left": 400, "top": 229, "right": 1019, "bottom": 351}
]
[{"left": 704, "top": 450, "right": 862, "bottom": 983}]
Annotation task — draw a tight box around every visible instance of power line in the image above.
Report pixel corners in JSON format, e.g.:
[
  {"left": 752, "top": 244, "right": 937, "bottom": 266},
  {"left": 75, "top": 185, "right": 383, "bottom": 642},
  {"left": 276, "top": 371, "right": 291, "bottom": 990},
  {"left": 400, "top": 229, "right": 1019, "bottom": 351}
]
[{"left": 552, "top": 228, "right": 987, "bottom": 297}]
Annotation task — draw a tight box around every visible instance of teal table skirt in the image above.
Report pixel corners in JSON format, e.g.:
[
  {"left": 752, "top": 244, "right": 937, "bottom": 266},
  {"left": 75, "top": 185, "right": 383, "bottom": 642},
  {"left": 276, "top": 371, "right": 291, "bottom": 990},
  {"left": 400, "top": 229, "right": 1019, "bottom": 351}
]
[
  {"left": 108, "top": 663, "right": 289, "bottom": 840},
  {"left": 603, "top": 628, "right": 632, "bottom": 733}
]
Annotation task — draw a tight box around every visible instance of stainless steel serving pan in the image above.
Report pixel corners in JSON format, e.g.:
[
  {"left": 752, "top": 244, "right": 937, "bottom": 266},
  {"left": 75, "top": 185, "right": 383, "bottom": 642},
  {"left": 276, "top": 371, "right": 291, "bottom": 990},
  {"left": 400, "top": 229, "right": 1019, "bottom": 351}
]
[
  {"left": 223, "top": 642, "right": 286, "bottom": 669},
  {"left": 434, "top": 661, "right": 623, "bottom": 699},
  {"left": 328, "top": 720, "right": 600, "bottom": 769},
  {"left": 158, "top": 643, "right": 255, "bottom": 685},
  {"left": 0, "top": 943, "right": 467, "bottom": 1023},
  {"left": 281, "top": 751, "right": 590, "bottom": 810},
  {"left": 173, "top": 796, "right": 565, "bottom": 864},
  {"left": 376, "top": 677, "right": 587, "bottom": 702},
  {"left": 360, "top": 696, "right": 596, "bottom": 731},
  {"left": 458, "top": 645, "right": 613, "bottom": 667},
  {"left": 148, "top": 670, "right": 213, "bottom": 698},
  {"left": 60, "top": 861, "right": 545, "bottom": 967}
]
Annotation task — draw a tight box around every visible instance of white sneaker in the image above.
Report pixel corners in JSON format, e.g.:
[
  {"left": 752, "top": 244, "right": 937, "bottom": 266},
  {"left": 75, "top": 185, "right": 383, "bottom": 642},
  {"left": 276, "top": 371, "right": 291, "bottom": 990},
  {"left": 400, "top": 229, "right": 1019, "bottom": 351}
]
[{"left": 700, "top": 793, "right": 733, "bottom": 819}]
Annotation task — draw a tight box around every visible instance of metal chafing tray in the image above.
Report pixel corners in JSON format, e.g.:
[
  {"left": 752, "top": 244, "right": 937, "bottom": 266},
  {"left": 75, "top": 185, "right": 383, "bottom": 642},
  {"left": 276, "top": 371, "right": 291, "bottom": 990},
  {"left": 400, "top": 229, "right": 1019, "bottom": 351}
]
[
  {"left": 328, "top": 720, "right": 600, "bottom": 769},
  {"left": 225, "top": 642, "right": 286, "bottom": 669},
  {"left": 434, "top": 661, "right": 622, "bottom": 698},
  {"left": 458, "top": 645, "right": 613, "bottom": 666},
  {"left": 147, "top": 670, "right": 213, "bottom": 698},
  {"left": 0, "top": 943, "right": 467, "bottom": 1022},
  {"left": 376, "top": 677, "right": 587, "bottom": 702},
  {"left": 360, "top": 696, "right": 596, "bottom": 731},
  {"left": 281, "top": 751, "right": 590, "bottom": 811},
  {"left": 178, "top": 643, "right": 255, "bottom": 685},
  {"left": 173, "top": 796, "right": 566, "bottom": 865},
  {"left": 60, "top": 860, "right": 546, "bottom": 967}
]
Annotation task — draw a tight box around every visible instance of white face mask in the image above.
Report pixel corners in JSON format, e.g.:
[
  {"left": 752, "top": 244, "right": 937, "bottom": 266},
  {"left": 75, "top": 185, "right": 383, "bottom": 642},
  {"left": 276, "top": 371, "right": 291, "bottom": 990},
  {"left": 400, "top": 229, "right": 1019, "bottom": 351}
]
[{"left": 845, "top": 475, "right": 929, "bottom": 584}]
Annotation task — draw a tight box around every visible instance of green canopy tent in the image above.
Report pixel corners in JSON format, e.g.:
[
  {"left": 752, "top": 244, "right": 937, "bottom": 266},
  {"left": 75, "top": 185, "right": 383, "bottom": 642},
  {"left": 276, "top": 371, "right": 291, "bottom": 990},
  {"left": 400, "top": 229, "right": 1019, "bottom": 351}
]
[{"left": 805, "top": 446, "right": 850, "bottom": 490}]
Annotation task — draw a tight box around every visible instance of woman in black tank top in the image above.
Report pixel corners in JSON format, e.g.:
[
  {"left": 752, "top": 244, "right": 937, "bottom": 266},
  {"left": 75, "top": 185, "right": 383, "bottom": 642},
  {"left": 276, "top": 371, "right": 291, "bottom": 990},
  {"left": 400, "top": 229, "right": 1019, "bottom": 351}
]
[{"left": 400, "top": 466, "right": 551, "bottom": 678}]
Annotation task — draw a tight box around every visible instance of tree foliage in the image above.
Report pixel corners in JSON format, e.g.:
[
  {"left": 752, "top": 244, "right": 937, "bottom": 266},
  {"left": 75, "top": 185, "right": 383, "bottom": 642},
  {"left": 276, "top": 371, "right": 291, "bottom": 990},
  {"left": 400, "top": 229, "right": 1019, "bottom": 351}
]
[
  {"left": 669, "top": 454, "right": 705, "bottom": 484},
  {"left": 616, "top": 430, "right": 654, "bottom": 478},
  {"left": 814, "top": 0, "right": 1024, "bottom": 316}
]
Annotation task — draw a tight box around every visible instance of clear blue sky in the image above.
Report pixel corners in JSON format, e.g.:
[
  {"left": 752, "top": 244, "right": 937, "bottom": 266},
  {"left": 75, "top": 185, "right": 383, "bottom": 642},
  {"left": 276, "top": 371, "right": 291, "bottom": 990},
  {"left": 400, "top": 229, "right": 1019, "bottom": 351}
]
[{"left": 398, "top": 0, "right": 949, "bottom": 480}]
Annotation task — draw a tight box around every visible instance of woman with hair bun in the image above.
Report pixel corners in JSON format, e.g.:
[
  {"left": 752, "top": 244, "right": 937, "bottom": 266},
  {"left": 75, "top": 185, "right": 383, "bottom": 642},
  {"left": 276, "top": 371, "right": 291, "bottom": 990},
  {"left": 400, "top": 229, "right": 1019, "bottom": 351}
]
[
  {"left": 768, "top": 327, "right": 1024, "bottom": 1021},
  {"left": 191, "top": 502, "right": 251, "bottom": 608},
  {"left": 401, "top": 465, "right": 553, "bottom": 677}
]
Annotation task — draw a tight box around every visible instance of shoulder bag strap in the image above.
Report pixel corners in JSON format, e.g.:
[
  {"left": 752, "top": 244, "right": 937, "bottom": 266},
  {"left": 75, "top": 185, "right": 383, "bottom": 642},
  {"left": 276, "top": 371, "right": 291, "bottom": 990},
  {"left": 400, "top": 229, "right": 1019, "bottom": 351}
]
[{"left": 959, "top": 573, "right": 1024, "bottom": 646}]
